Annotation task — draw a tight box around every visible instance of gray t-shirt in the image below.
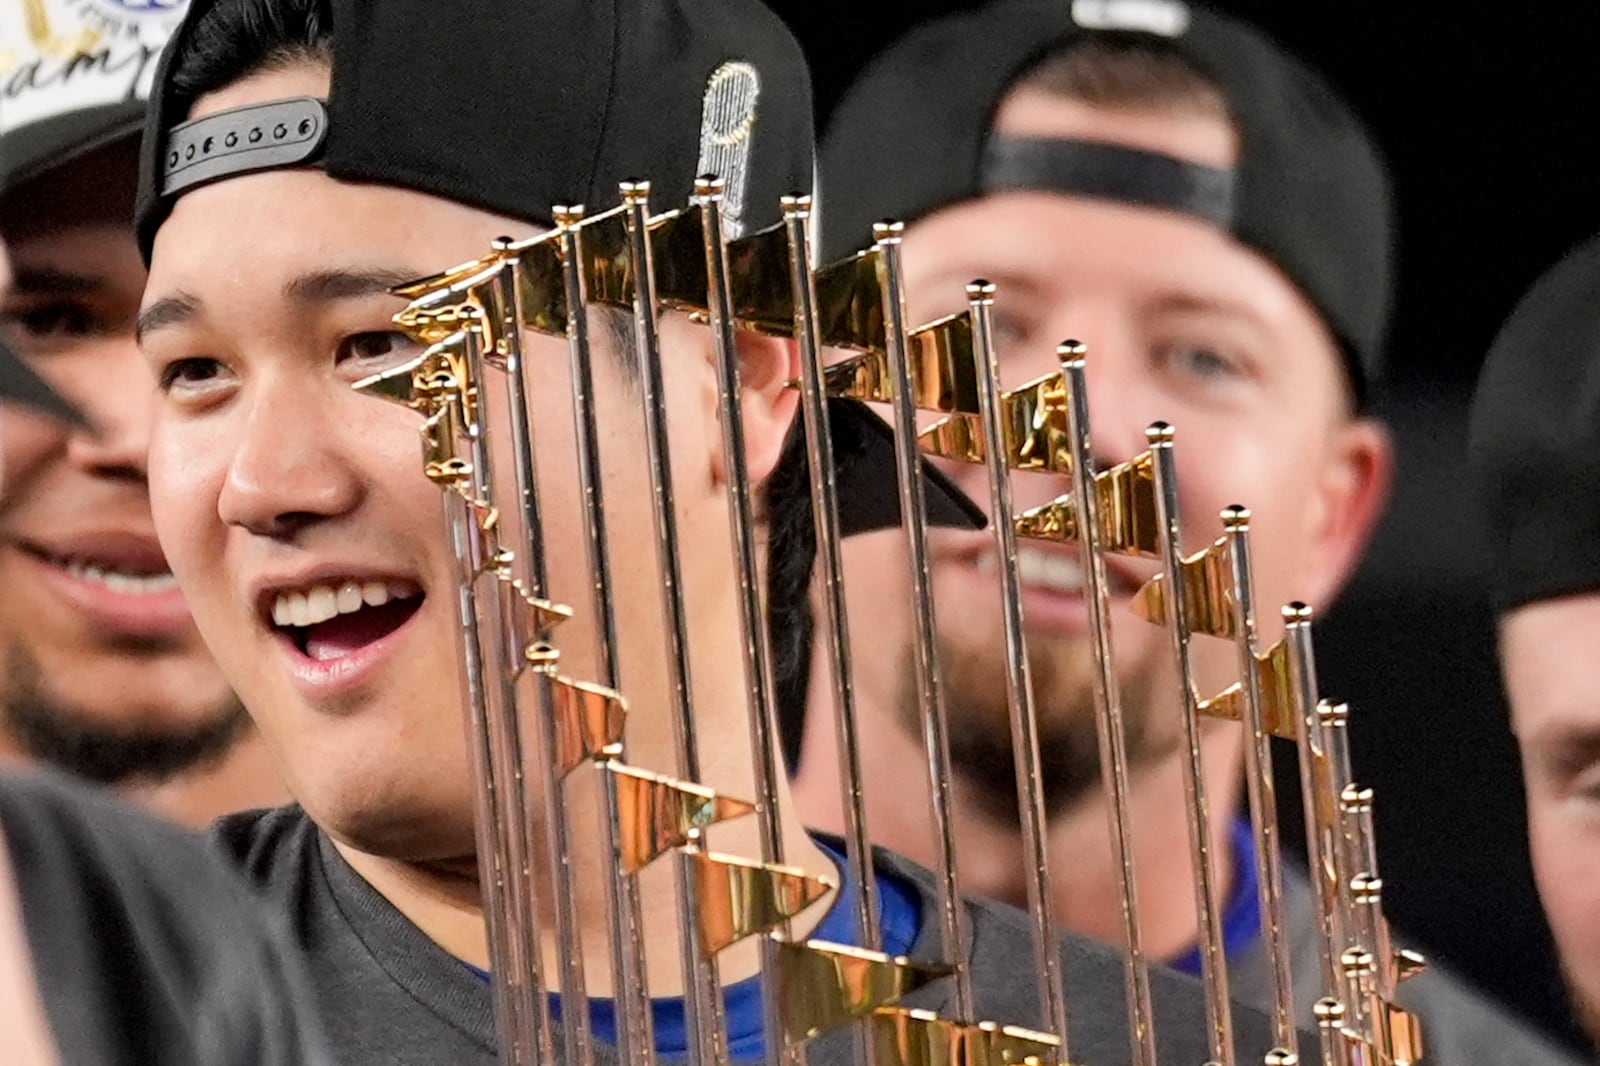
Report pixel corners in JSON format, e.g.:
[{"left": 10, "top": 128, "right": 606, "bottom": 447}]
[
  {"left": 1227, "top": 865, "right": 1585, "bottom": 1066},
  {"left": 212, "top": 805, "right": 1285, "bottom": 1064},
  {"left": 0, "top": 770, "right": 331, "bottom": 1066}
]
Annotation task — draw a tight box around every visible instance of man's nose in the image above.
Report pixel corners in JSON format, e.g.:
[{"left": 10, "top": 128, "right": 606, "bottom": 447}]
[
  {"left": 217, "top": 381, "right": 363, "bottom": 540},
  {"left": 62, "top": 344, "right": 153, "bottom": 481}
]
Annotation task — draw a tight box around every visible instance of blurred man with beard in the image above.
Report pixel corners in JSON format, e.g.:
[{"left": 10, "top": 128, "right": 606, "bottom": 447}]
[
  {"left": 791, "top": 2, "right": 1578, "bottom": 1063},
  {"left": 0, "top": 0, "right": 284, "bottom": 823}
]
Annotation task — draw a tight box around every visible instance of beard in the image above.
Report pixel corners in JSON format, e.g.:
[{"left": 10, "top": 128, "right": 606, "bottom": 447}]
[
  {"left": 1, "top": 638, "right": 248, "bottom": 786},
  {"left": 898, "top": 622, "right": 1179, "bottom": 821}
]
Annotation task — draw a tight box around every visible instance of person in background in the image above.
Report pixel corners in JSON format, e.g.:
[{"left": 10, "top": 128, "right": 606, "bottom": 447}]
[
  {"left": 1471, "top": 233, "right": 1600, "bottom": 1052},
  {"left": 793, "top": 2, "right": 1579, "bottom": 1063},
  {"left": 0, "top": 0, "right": 286, "bottom": 824}
]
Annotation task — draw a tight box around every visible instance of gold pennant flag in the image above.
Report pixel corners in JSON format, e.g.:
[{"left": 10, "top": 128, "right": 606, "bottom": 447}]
[
  {"left": 918, "top": 371, "right": 1070, "bottom": 474},
  {"left": 547, "top": 675, "right": 627, "bottom": 776},
  {"left": 691, "top": 851, "right": 833, "bottom": 955},
  {"left": 1193, "top": 638, "right": 1298, "bottom": 739},
  {"left": 1012, "top": 452, "right": 1159, "bottom": 559},
  {"left": 820, "top": 312, "right": 982, "bottom": 417},
  {"left": 604, "top": 764, "right": 757, "bottom": 872},
  {"left": 868, "top": 1008, "right": 1061, "bottom": 1066},
  {"left": 1130, "top": 537, "right": 1238, "bottom": 638},
  {"left": 775, "top": 939, "right": 952, "bottom": 1044}
]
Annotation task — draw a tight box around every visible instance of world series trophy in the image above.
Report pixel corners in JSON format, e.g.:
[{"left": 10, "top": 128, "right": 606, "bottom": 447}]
[{"left": 355, "top": 66, "right": 1426, "bottom": 1066}]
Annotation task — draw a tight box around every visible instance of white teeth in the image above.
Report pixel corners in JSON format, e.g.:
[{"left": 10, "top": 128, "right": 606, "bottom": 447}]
[
  {"left": 976, "top": 547, "right": 1084, "bottom": 594},
  {"left": 62, "top": 558, "right": 179, "bottom": 595},
  {"left": 270, "top": 579, "right": 419, "bottom": 630},
  {"left": 305, "top": 587, "right": 338, "bottom": 626}
]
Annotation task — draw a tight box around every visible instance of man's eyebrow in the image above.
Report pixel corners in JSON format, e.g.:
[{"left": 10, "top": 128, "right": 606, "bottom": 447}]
[
  {"left": 283, "top": 267, "right": 424, "bottom": 304},
  {"left": 5, "top": 267, "right": 102, "bottom": 295},
  {"left": 136, "top": 291, "right": 202, "bottom": 344}
]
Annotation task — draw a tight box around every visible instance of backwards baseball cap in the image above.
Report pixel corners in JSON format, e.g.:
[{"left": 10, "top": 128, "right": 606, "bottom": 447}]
[
  {"left": 132, "top": 0, "right": 981, "bottom": 534},
  {"left": 1469, "top": 235, "right": 1600, "bottom": 614},
  {"left": 819, "top": 0, "right": 1394, "bottom": 397},
  {"left": 0, "top": 0, "right": 188, "bottom": 197}
]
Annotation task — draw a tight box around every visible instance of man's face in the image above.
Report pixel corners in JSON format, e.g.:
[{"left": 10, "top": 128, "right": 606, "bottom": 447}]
[
  {"left": 141, "top": 64, "right": 766, "bottom": 861},
  {"left": 1502, "top": 594, "right": 1600, "bottom": 1046},
  {"left": 845, "top": 88, "right": 1390, "bottom": 813},
  {"left": 0, "top": 140, "right": 242, "bottom": 783}
]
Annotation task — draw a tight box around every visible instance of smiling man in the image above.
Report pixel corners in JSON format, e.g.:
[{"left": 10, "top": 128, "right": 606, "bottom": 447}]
[
  {"left": 128, "top": 0, "right": 1293, "bottom": 1062},
  {"left": 0, "top": 0, "right": 284, "bottom": 823},
  {"left": 790, "top": 2, "right": 1579, "bottom": 1064}
]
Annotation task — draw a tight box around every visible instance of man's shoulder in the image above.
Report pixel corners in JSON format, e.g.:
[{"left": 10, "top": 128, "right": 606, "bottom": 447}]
[
  {"left": 1397, "top": 954, "right": 1587, "bottom": 1066},
  {"left": 0, "top": 768, "right": 334, "bottom": 1066},
  {"left": 868, "top": 843, "right": 1284, "bottom": 1066}
]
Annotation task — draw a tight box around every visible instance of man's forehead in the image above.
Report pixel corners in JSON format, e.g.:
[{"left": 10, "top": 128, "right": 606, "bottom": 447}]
[{"left": 993, "top": 87, "right": 1238, "bottom": 171}]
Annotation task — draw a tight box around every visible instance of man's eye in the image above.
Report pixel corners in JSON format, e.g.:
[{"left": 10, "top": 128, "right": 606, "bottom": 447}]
[
  {"left": 158, "top": 357, "right": 227, "bottom": 393},
  {"left": 1159, "top": 344, "right": 1244, "bottom": 382},
  {"left": 339, "top": 331, "right": 420, "bottom": 367},
  {"left": 1, "top": 302, "right": 98, "bottom": 342}
]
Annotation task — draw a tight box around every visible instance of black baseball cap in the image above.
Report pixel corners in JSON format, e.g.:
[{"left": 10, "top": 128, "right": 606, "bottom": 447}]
[
  {"left": 133, "top": 0, "right": 982, "bottom": 535},
  {"left": 1470, "top": 235, "right": 1600, "bottom": 614},
  {"left": 0, "top": 1, "right": 187, "bottom": 199},
  {"left": 818, "top": 0, "right": 1394, "bottom": 398}
]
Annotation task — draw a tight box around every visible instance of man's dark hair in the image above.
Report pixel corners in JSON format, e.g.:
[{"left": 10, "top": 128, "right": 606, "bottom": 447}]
[{"left": 159, "top": 0, "right": 814, "bottom": 750}]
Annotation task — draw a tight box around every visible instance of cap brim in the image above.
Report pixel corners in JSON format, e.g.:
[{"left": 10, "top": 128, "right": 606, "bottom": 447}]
[
  {"left": 0, "top": 103, "right": 148, "bottom": 198},
  {"left": 0, "top": 339, "right": 87, "bottom": 426},
  {"left": 827, "top": 397, "right": 986, "bottom": 535}
]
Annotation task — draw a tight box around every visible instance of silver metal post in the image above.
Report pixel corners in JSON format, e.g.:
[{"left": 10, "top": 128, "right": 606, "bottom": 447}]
[
  {"left": 782, "top": 196, "right": 883, "bottom": 951},
  {"left": 1284, "top": 605, "right": 1344, "bottom": 1002},
  {"left": 483, "top": 246, "right": 594, "bottom": 1066},
  {"left": 1146, "top": 425, "right": 1233, "bottom": 1066},
  {"left": 694, "top": 178, "right": 790, "bottom": 1066},
  {"left": 621, "top": 180, "right": 727, "bottom": 1066},
  {"left": 1058, "top": 347, "right": 1154, "bottom": 1066},
  {"left": 551, "top": 208, "right": 657, "bottom": 1066},
  {"left": 874, "top": 221, "right": 973, "bottom": 1020},
  {"left": 967, "top": 280, "right": 1068, "bottom": 1056},
  {"left": 1221, "top": 508, "right": 1297, "bottom": 1055}
]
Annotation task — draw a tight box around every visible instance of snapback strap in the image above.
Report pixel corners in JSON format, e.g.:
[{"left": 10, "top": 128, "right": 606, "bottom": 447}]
[
  {"left": 160, "top": 97, "right": 331, "bottom": 199},
  {"left": 981, "top": 135, "right": 1235, "bottom": 229}
]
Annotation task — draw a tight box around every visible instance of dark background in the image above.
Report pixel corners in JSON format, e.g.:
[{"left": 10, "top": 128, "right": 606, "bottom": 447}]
[{"left": 769, "top": 0, "right": 1600, "bottom": 1052}]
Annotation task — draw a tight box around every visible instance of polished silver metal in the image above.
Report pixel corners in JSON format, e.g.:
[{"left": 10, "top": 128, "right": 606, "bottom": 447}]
[
  {"left": 1285, "top": 605, "right": 1344, "bottom": 1003},
  {"left": 1220, "top": 509, "right": 1297, "bottom": 1055},
  {"left": 482, "top": 244, "right": 595, "bottom": 1066},
  {"left": 874, "top": 221, "right": 974, "bottom": 1021},
  {"left": 967, "top": 282, "right": 1069, "bottom": 1056},
  {"left": 621, "top": 180, "right": 728, "bottom": 1066},
  {"left": 1059, "top": 349, "right": 1154, "bottom": 1066},
  {"left": 694, "top": 178, "right": 792, "bottom": 1066},
  {"left": 1146, "top": 424, "right": 1233, "bottom": 1066}
]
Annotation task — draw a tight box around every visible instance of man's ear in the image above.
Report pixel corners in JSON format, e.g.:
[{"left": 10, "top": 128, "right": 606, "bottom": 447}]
[
  {"left": 1300, "top": 416, "right": 1394, "bottom": 606},
  {"left": 707, "top": 330, "right": 800, "bottom": 485}
]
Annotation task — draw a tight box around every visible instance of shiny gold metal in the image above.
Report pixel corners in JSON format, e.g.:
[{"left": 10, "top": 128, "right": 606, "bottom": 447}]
[
  {"left": 374, "top": 173, "right": 1437, "bottom": 1066},
  {"left": 866, "top": 1009, "right": 1061, "bottom": 1066},
  {"left": 692, "top": 853, "right": 833, "bottom": 955},
  {"left": 606, "top": 763, "right": 759, "bottom": 873},
  {"left": 918, "top": 369, "right": 1071, "bottom": 474},
  {"left": 776, "top": 942, "right": 951, "bottom": 1044}
]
